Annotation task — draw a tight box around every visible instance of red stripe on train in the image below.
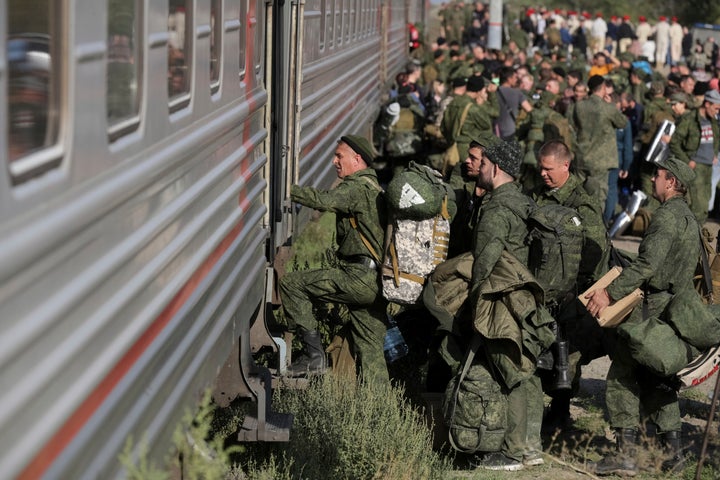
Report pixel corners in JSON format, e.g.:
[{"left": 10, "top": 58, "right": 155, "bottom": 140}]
[{"left": 19, "top": 209, "right": 248, "bottom": 479}]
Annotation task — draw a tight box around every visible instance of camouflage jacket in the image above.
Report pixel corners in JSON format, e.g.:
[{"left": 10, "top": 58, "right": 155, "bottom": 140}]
[
  {"left": 290, "top": 168, "right": 386, "bottom": 261},
  {"left": 530, "top": 174, "right": 610, "bottom": 290},
  {"left": 642, "top": 96, "right": 672, "bottom": 131},
  {"left": 607, "top": 196, "right": 699, "bottom": 300},
  {"left": 441, "top": 93, "right": 497, "bottom": 161},
  {"left": 669, "top": 109, "right": 720, "bottom": 164},
  {"left": 471, "top": 182, "right": 533, "bottom": 291},
  {"left": 572, "top": 95, "right": 628, "bottom": 172}
]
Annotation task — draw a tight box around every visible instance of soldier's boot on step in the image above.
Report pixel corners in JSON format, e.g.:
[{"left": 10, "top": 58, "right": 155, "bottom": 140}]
[
  {"left": 287, "top": 329, "right": 327, "bottom": 377},
  {"left": 588, "top": 428, "right": 639, "bottom": 477},
  {"left": 660, "top": 431, "right": 685, "bottom": 473}
]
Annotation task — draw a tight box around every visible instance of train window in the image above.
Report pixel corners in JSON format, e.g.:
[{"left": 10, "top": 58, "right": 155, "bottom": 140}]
[
  {"left": 210, "top": 0, "right": 221, "bottom": 93},
  {"left": 238, "top": 0, "right": 247, "bottom": 81},
  {"left": 168, "top": 0, "right": 191, "bottom": 111},
  {"left": 7, "top": 0, "right": 61, "bottom": 178},
  {"left": 107, "top": 0, "right": 142, "bottom": 141}
]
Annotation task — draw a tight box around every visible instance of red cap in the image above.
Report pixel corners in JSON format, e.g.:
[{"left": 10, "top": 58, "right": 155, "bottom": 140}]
[
  {"left": 527, "top": 7, "right": 535, "bottom": 15},
  {"left": 554, "top": 8, "right": 561, "bottom": 14},
  {"left": 583, "top": 12, "right": 591, "bottom": 19},
  {"left": 659, "top": 15, "right": 667, "bottom": 21},
  {"left": 623, "top": 15, "right": 630, "bottom": 21},
  {"left": 611, "top": 15, "right": 618, "bottom": 21},
  {"left": 568, "top": 11, "right": 577, "bottom": 16},
  {"left": 639, "top": 16, "right": 646, "bottom": 22},
  {"left": 596, "top": 12, "right": 603, "bottom": 18},
  {"left": 672, "top": 16, "right": 678, "bottom": 22}
]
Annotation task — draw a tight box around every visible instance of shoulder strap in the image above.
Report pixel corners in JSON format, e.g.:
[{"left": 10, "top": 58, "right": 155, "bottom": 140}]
[
  {"left": 496, "top": 88, "right": 516, "bottom": 123},
  {"left": 348, "top": 175, "right": 384, "bottom": 263},
  {"left": 447, "top": 333, "right": 484, "bottom": 453},
  {"left": 699, "top": 228, "right": 714, "bottom": 304}
]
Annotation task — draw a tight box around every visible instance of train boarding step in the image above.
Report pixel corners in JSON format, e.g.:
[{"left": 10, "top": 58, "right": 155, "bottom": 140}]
[{"left": 238, "top": 411, "right": 293, "bottom": 442}]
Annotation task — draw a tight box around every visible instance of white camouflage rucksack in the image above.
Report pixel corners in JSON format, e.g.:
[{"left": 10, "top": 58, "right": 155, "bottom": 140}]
[{"left": 381, "top": 162, "right": 455, "bottom": 304}]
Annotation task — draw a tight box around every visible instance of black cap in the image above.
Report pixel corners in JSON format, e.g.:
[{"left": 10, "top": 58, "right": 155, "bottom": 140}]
[{"left": 466, "top": 75, "right": 486, "bottom": 92}]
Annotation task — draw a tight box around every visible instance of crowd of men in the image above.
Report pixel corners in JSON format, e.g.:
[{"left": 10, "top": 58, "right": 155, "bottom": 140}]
[{"left": 277, "top": 1, "right": 720, "bottom": 476}]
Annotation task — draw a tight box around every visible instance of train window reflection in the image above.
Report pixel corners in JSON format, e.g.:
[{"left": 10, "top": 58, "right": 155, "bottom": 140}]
[
  {"left": 107, "top": 0, "right": 141, "bottom": 139},
  {"left": 210, "top": 0, "right": 221, "bottom": 93},
  {"left": 169, "top": 0, "right": 191, "bottom": 110},
  {"left": 7, "top": 0, "right": 59, "bottom": 171}
]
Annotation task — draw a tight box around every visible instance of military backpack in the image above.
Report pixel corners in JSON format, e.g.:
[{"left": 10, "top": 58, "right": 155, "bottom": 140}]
[
  {"left": 443, "top": 335, "right": 508, "bottom": 453},
  {"left": 382, "top": 162, "right": 456, "bottom": 304},
  {"left": 526, "top": 204, "right": 584, "bottom": 305}
]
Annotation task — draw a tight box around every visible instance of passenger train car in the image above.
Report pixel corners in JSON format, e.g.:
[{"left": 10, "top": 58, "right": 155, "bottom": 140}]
[{"left": 0, "top": 0, "right": 427, "bottom": 478}]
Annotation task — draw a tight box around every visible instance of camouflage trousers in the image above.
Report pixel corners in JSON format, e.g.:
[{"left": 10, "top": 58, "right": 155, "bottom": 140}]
[
  {"left": 505, "top": 373, "right": 543, "bottom": 461},
  {"left": 279, "top": 262, "right": 389, "bottom": 385},
  {"left": 606, "top": 293, "right": 681, "bottom": 433},
  {"left": 689, "top": 162, "right": 712, "bottom": 224}
]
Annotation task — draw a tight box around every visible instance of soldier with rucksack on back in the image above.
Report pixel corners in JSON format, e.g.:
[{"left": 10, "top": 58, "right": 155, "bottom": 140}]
[{"left": 528, "top": 139, "right": 613, "bottom": 432}]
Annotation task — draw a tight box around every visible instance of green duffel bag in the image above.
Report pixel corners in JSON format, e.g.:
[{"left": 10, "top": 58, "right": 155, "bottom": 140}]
[{"left": 618, "top": 316, "right": 699, "bottom": 377}]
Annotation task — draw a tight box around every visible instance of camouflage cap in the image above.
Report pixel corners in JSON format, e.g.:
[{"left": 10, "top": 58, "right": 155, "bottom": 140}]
[
  {"left": 656, "top": 154, "right": 696, "bottom": 187},
  {"left": 618, "top": 51, "right": 635, "bottom": 63},
  {"left": 469, "top": 132, "right": 501, "bottom": 150},
  {"left": 669, "top": 92, "right": 688, "bottom": 105},
  {"left": 631, "top": 68, "right": 648, "bottom": 81},
  {"left": 340, "top": 135, "right": 375, "bottom": 165},
  {"left": 484, "top": 139, "right": 522, "bottom": 178}
]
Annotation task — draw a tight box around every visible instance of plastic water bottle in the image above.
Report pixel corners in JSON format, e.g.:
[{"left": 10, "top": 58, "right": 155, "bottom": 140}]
[{"left": 384, "top": 316, "right": 409, "bottom": 363}]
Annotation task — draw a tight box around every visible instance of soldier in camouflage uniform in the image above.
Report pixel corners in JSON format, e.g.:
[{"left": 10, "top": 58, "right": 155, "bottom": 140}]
[
  {"left": 441, "top": 75, "right": 498, "bottom": 189},
  {"left": 529, "top": 140, "right": 612, "bottom": 431},
  {"left": 469, "top": 140, "right": 544, "bottom": 471},
  {"left": 585, "top": 155, "right": 699, "bottom": 476},
  {"left": 669, "top": 89, "right": 720, "bottom": 224},
  {"left": 570, "top": 75, "right": 629, "bottom": 208},
  {"left": 279, "top": 135, "right": 389, "bottom": 385}
]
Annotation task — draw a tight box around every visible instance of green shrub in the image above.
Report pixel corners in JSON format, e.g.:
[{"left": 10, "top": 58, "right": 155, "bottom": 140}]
[{"left": 235, "top": 374, "right": 449, "bottom": 479}]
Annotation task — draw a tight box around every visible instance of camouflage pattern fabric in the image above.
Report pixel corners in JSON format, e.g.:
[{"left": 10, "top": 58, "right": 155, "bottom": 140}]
[
  {"left": 282, "top": 168, "right": 389, "bottom": 384},
  {"left": 382, "top": 215, "right": 450, "bottom": 305},
  {"left": 604, "top": 196, "right": 699, "bottom": 432},
  {"left": 669, "top": 109, "right": 720, "bottom": 223},
  {"left": 443, "top": 353, "right": 508, "bottom": 454},
  {"left": 571, "top": 95, "right": 628, "bottom": 207},
  {"left": 531, "top": 173, "right": 610, "bottom": 290}
]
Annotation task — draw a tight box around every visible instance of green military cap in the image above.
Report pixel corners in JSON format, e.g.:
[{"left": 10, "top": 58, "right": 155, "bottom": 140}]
[
  {"left": 656, "top": 154, "right": 696, "bottom": 187},
  {"left": 669, "top": 92, "right": 689, "bottom": 105},
  {"left": 618, "top": 51, "right": 636, "bottom": 63},
  {"left": 469, "top": 132, "right": 500, "bottom": 149},
  {"left": 631, "top": 68, "right": 648, "bottom": 81},
  {"left": 340, "top": 134, "right": 375, "bottom": 164},
  {"left": 484, "top": 139, "right": 522, "bottom": 178}
]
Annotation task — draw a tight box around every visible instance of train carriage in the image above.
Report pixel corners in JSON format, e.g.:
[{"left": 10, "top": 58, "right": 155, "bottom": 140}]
[{"left": 0, "top": 0, "right": 426, "bottom": 478}]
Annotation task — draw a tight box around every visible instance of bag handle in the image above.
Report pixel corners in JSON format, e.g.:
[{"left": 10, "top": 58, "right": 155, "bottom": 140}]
[{"left": 447, "top": 334, "right": 484, "bottom": 453}]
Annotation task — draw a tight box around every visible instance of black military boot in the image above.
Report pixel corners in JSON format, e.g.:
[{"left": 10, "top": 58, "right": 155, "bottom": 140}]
[
  {"left": 287, "top": 329, "right": 327, "bottom": 377},
  {"left": 589, "top": 428, "right": 639, "bottom": 477},
  {"left": 660, "top": 431, "right": 685, "bottom": 473}
]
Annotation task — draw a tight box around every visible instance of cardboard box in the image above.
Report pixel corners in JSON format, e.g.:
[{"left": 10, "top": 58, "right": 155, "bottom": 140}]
[{"left": 579, "top": 266, "right": 643, "bottom": 327}]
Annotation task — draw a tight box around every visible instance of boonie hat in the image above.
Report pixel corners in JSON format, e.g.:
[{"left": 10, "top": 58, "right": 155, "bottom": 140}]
[
  {"left": 340, "top": 135, "right": 375, "bottom": 165},
  {"left": 656, "top": 154, "right": 696, "bottom": 187}
]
